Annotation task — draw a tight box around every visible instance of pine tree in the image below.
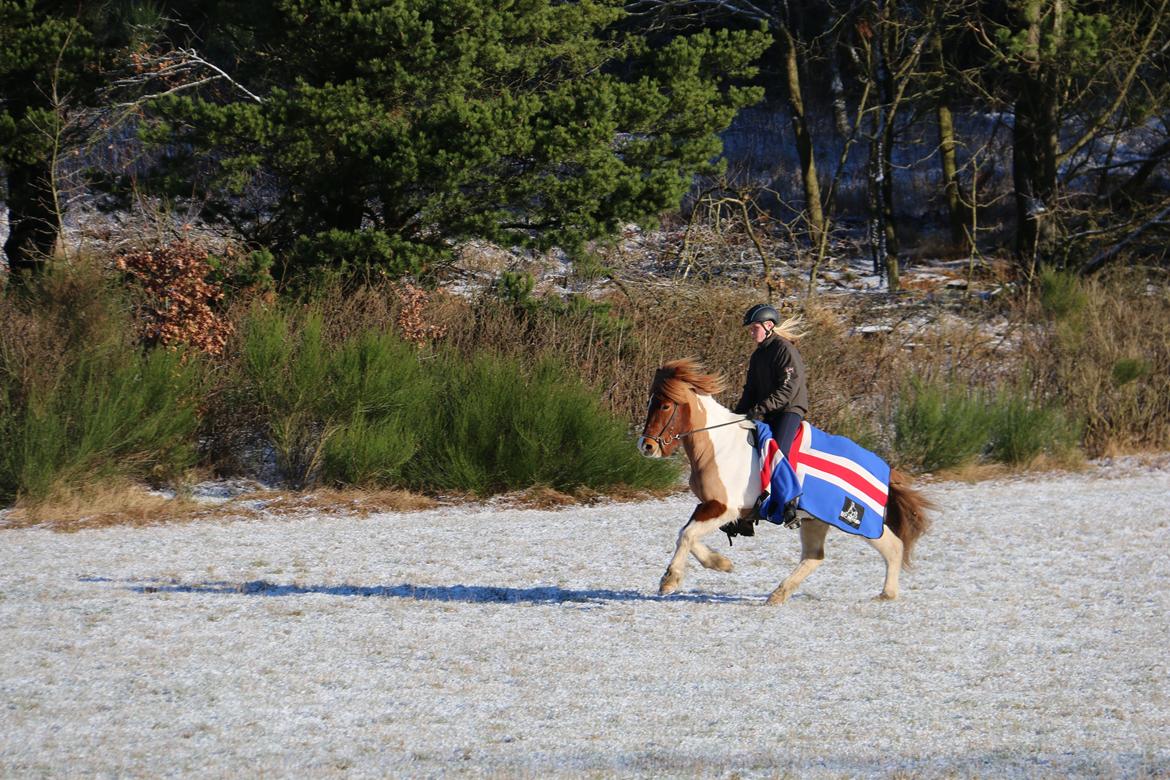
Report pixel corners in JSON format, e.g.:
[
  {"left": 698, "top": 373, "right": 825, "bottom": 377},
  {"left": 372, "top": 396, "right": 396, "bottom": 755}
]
[
  {"left": 140, "top": 0, "right": 769, "bottom": 278},
  {"left": 0, "top": 1, "right": 93, "bottom": 273}
]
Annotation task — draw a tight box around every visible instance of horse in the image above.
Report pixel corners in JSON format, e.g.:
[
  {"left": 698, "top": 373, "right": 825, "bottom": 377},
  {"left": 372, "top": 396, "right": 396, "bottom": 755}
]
[{"left": 637, "top": 358, "right": 932, "bottom": 605}]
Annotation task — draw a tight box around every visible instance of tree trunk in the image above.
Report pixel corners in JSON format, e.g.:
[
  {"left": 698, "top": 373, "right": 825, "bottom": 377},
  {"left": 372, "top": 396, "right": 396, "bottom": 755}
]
[
  {"left": 829, "top": 48, "right": 851, "bottom": 139},
  {"left": 933, "top": 31, "right": 970, "bottom": 250},
  {"left": 878, "top": 7, "right": 899, "bottom": 289},
  {"left": 864, "top": 0, "right": 896, "bottom": 288},
  {"left": 779, "top": 25, "right": 826, "bottom": 246},
  {"left": 1012, "top": 0, "right": 1062, "bottom": 269},
  {"left": 3, "top": 159, "right": 58, "bottom": 276}
]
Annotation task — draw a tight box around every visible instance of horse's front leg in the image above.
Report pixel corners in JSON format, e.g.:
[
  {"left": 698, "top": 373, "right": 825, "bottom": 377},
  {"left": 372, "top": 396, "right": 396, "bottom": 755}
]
[
  {"left": 659, "top": 500, "right": 732, "bottom": 595},
  {"left": 691, "top": 537, "right": 734, "bottom": 573}
]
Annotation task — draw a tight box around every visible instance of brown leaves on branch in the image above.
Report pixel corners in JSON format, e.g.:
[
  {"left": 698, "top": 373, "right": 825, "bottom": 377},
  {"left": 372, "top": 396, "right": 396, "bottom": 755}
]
[
  {"left": 394, "top": 282, "right": 447, "bottom": 349},
  {"left": 116, "top": 240, "right": 233, "bottom": 356}
]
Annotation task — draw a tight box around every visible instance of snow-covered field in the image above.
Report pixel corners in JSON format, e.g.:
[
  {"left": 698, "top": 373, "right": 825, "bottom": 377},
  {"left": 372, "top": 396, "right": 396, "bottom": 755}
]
[{"left": 3, "top": 463, "right": 1169, "bottom": 778}]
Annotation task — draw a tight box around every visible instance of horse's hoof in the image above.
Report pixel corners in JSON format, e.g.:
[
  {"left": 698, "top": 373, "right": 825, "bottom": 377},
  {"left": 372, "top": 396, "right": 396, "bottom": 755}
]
[
  {"left": 873, "top": 591, "right": 898, "bottom": 602},
  {"left": 764, "top": 590, "right": 788, "bottom": 606},
  {"left": 658, "top": 571, "right": 680, "bottom": 596}
]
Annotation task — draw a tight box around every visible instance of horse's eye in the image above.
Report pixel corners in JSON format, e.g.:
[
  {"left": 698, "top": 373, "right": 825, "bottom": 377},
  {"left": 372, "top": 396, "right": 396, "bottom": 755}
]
[{"left": 660, "top": 402, "right": 671, "bottom": 410}]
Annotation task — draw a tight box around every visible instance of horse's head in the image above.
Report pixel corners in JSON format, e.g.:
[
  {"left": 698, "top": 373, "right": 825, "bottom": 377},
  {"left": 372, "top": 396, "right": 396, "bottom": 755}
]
[{"left": 638, "top": 359, "right": 726, "bottom": 458}]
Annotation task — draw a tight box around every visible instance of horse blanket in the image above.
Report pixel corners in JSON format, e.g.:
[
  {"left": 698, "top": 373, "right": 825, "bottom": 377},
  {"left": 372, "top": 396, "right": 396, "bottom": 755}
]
[{"left": 756, "top": 421, "right": 890, "bottom": 539}]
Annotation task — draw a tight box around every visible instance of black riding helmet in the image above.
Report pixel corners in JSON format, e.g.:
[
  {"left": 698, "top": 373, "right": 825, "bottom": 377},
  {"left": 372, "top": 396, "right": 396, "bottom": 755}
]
[{"left": 742, "top": 303, "right": 780, "bottom": 327}]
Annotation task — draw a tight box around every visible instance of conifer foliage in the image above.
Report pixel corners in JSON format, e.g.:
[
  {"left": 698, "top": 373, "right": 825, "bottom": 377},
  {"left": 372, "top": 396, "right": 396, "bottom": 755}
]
[{"left": 142, "top": 0, "right": 768, "bottom": 277}]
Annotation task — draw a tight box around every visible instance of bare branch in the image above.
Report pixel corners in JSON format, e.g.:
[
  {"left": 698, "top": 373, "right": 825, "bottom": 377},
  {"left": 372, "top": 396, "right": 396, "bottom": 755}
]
[
  {"left": 1079, "top": 200, "right": 1170, "bottom": 275},
  {"left": 106, "top": 46, "right": 263, "bottom": 107}
]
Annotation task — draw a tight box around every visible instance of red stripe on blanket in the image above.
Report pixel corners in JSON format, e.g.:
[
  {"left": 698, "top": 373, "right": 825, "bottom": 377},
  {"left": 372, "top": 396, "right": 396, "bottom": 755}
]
[{"left": 797, "top": 451, "right": 889, "bottom": 507}]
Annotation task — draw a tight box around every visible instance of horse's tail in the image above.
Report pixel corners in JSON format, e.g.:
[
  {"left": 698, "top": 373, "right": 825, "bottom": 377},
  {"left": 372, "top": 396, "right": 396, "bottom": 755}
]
[{"left": 885, "top": 469, "right": 934, "bottom": 568}]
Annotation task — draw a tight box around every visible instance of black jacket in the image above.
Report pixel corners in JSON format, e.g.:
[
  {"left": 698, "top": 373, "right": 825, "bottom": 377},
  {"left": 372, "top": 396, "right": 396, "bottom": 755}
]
[{"left": 733, "top": 333, "right": 808, "bottom": 419}]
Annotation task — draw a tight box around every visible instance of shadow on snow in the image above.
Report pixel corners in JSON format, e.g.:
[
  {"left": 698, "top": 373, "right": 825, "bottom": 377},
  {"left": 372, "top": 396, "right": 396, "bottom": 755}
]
[{"left": 79, "top": 577, "right": 753, "bottom": 606}]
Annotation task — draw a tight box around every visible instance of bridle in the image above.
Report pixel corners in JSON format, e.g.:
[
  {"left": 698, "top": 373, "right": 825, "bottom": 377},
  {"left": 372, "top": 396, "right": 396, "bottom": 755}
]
[
  {"left": 642, "top": 395, "right": 749, "bottom": 450},
  {"left": 642, "top": 398, "right": 681, "bottom": 449}
]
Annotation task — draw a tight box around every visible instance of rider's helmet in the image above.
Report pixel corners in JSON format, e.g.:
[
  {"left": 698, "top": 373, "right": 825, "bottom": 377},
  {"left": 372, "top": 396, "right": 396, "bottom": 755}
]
[{"left": 742, "top": 303, "right": 780, "bottom": 327}]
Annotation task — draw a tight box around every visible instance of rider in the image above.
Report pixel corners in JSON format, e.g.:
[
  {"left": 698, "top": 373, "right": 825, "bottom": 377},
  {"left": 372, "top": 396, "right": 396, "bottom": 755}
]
[
  {"left": 733, "top": 303, "right": 808, "bottom": 458},
  {"left": 723, "top": 303, "right": 807, "bottom": 541}
]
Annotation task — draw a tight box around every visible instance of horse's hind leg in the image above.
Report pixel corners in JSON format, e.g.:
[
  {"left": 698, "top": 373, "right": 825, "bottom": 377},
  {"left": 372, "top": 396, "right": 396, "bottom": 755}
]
[
  {"left": 765, "top": 520, "right": 829, "bottom": 606},
  {"left": 868, "top": 525, "right": 904, "bottom": 601}
]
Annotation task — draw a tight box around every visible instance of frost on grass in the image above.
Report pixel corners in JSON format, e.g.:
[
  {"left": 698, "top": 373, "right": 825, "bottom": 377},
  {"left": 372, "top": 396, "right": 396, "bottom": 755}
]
[{"left": 1, "top": 463, "right": 1168, "bottom": 778}]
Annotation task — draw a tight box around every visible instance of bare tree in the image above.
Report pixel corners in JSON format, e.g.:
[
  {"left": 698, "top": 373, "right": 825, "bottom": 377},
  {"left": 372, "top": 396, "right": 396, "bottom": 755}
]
[{"left": 972, "top": 0, "right": 1170, "bottom": 269}]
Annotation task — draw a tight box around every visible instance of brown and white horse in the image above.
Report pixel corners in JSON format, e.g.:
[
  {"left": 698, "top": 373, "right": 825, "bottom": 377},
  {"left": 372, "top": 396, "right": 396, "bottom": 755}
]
[{"left": 638, "top": 359, "right": 932, "bottom": 604}]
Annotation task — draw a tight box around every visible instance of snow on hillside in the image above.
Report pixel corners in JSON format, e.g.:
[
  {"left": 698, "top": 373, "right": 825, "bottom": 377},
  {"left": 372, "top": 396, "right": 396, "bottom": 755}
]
[{"left": 2, "top": 462, "right": 1168, "bottom": 778}]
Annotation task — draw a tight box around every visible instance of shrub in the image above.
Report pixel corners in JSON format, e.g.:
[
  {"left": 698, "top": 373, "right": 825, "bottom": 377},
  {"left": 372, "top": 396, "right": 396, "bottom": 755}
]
[
  {"left": 0, "top": 343, "right": 202, "bottom": 503},
  {"left": 1022, "top": 269, "right": 1170, "bottom": 454},
  {"left": 406, "top": 355, "right": 679, "bottom": 494},
  {"left": 318, "top": 330, "right": 429, "bottom": 485},
  {"left": 233, "top": 306, "right": 431, "bottom": 487},
  {"left": 0, "top": 263, "right": 204, "bottom": 504},
  {"left": 893, "top": 376, "right": 992, "bottom": 472},
  {"left": 322, "top": 413, "right": 418, "bottom": 486},
  {"left": 986, "top": 386, "right": 1080, "bottom": 465},
  {"left": 1037, "top": 267, "right": 1088, "bottom": 321},
  {"left": 116, "top": 239, "right": 233, "bottom": 355}
]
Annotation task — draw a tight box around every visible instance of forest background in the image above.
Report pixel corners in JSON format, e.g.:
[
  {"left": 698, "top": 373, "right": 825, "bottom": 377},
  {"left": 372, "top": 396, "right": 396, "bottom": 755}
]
[{"left": 1, "top": 0, "right": 1168, "bottom": 524}]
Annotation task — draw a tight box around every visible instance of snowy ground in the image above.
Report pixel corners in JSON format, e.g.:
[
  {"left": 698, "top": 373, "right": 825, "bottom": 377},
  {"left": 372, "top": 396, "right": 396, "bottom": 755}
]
[{"left": 2, "top": 463, "right": 1169, "bottom": 778}]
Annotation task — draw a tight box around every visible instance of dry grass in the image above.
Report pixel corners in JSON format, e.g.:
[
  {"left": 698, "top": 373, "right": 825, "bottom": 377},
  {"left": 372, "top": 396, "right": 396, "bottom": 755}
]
[
  {"left": 1019, "top": 269, "right": 1170, "bottom": 456},
  {"left": 0, "top": 481, "right": 691, "bottom": 532},
  {"left": 3, "top": 481, "right": 224, "bottom": 533},
  {"left": 930, "top": 461, "right": 1012, "bottom": 483},
  {"left": 237, "top": 488, "right": 439, "bottom": 516},
  {"left": 1, "top": 482, "right": 439, "bottom": 533},
  {"left": 493, "top": 483, "right": 686, "bottom": 510}
]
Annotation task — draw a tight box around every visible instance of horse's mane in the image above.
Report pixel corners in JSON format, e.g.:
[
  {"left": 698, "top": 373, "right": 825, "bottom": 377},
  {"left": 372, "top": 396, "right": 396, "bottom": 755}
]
[{"left": 651, "top": 359, "right": 727, "bottom": 402}]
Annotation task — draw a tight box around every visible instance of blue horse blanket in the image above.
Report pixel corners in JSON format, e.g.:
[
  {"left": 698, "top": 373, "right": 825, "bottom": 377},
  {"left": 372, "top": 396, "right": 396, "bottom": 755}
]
[{"left": 755, "top": 421, "right": 890, "bottom": 539}]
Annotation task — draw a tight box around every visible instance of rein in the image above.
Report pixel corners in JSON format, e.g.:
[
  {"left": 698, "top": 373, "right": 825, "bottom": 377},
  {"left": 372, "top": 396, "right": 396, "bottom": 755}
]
[{"left": 644, "top": 416, "right": 749, "bottom": 449}]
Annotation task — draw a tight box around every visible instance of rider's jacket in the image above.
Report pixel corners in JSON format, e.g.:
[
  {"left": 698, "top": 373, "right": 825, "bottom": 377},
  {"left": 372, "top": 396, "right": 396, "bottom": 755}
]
[{"left": 732, "top": 332, "right": 808, "bottom": 420}]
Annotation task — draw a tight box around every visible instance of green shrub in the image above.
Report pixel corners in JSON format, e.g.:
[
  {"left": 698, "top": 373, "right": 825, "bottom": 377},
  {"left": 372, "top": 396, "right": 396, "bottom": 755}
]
[
  {"left": 1111, "top": 357, "right": 1150, "bottom": 387},
  {"left": 318, "top": 330, "right": 428, "bottom": 485},
  {"left": 322, "top": 413, "right": 418, "bottom": 486},
  {"left": 0, "top": 344, "right": 202, "bottom": 502},
  {"left": 893, "top": 376, "right": 992, "bottom": 472},
  {"left": 987, "top": 386, "right": 1081, "bottom": 465},
  {"left": 407, "top": 355, "right": 678, "bottom": 494},
  {"left": 237, "top": 309, "right": 324, "bottom": 484},
  {"left": 1038, "top": 267, "right": 1088, "bottom": 321},
  {"left": 234, "top": 306, "right": 430, "bottom": 487}
]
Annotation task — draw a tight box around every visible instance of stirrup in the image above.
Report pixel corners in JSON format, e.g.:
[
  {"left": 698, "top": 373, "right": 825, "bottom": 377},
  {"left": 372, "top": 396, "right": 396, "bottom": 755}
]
[
  {"left": 781, "top": 500, "right": 801, "bottom": 529},
  {"left": 719, "top": 515, "right": 757, "bottom": 546}
]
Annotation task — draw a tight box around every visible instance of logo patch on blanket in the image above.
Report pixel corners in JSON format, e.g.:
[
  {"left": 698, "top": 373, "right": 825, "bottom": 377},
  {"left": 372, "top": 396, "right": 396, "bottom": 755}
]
[{"left": 755, "top": 421, "right": 889, "bottom": 539}]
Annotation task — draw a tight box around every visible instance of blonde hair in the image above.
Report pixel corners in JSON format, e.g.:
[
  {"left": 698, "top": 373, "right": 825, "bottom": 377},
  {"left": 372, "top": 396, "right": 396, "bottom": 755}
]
[{"left": 770, "top": 315, "right": 806, "bottom": 342}]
